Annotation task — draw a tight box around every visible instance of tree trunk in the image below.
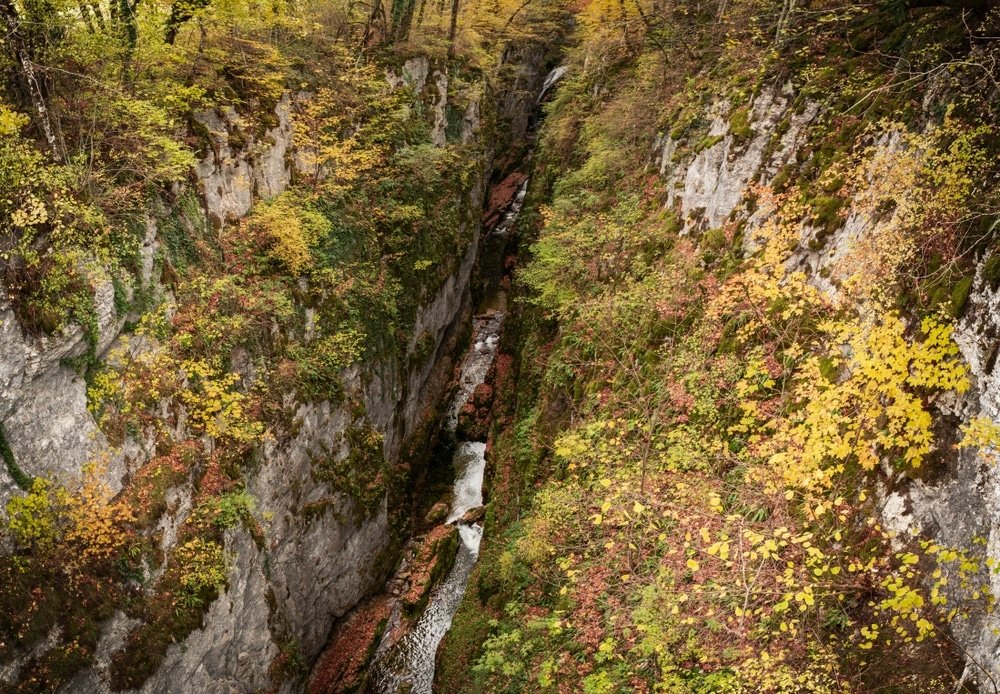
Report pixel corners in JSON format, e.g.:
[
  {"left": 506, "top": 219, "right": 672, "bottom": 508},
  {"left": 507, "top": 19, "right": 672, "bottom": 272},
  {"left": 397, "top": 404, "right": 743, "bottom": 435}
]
[
  {"left": 414, "top": 0, "right": 427, "bottom": 30},
  {"left": 0, "top": 0, "right": 62, "bottom": 161},
  {"left": 165, "top": 0, "right": 208, "bottom": 44},
  {"left": 362, "top": 0, "right": 384, "bottom": 48},
  {"left": 447, "top": 0, "right": 459, "bottom": 57}
]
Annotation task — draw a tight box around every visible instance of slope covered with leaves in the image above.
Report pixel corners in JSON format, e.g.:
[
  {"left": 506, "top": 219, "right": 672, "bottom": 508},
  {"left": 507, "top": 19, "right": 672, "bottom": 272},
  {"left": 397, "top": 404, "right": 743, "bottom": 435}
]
[
  {"left": 0, "top": 0, "right": 567, "bottom": 688},
  {"left": 439, "top": 0, "right": 1000, "bottom": 691}
]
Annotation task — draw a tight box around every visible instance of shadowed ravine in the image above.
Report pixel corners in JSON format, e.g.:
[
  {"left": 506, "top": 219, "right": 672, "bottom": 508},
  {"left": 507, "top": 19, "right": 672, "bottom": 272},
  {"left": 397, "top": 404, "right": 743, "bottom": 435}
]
[
  {"left": 369, "top": 309, "right": 505, "bottom": 693},
  {"left": 365, "top": 68, "right": 547, "bottom": 688}
]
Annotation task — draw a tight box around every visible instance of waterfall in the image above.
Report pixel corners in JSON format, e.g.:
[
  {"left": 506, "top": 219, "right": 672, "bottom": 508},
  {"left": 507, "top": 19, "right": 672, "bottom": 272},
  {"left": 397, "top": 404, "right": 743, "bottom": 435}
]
[
  {"left": 369, "top": 312, "right": 504, "bottom": 694},
  {"left": 537, "top": 65, "right": 568, "bottom": 103}
]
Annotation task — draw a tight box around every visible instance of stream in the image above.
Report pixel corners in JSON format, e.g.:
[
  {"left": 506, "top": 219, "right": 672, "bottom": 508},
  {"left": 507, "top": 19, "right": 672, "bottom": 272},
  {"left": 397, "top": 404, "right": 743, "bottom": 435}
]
[
  {"left": 369, "top": 309, "right": 505, "bottom": 694},
  {"left": 368, "top": 176, "right": 528, "bottom": 692},
  {"left": 368, "top": 65, "right": 562, "bottom": 693}
]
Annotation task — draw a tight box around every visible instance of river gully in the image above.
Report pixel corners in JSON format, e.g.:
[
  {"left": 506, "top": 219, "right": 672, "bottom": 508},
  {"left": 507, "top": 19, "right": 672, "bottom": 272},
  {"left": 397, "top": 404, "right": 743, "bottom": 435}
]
[
  {"left": 368, "top": 307, "right": 504, "bottom": 693},
  {"left": 367, "top": 164, "right": 533, "bottom": 692},
  {"left": 313, "top": 67, "right": 564, "bottom": 694}
]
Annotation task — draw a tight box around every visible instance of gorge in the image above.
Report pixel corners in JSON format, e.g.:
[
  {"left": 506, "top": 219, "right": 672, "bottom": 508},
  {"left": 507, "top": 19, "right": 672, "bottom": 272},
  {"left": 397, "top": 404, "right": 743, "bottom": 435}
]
[{"left": 2, "top": 0, "right": 1000, "bottom": 692}]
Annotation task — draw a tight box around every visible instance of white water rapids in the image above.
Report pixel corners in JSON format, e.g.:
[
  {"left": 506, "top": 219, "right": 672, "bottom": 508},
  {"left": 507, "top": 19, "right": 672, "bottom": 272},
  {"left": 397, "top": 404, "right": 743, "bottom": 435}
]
[
  {"left": 367, "top": 72, "right": 554, "bottom": 690},
  {"left": 369, "top": 311, "right": 503, "bottom": 693}
]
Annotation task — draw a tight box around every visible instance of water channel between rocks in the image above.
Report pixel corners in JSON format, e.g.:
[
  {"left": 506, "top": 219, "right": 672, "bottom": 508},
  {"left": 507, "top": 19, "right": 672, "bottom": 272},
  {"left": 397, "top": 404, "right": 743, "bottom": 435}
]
[
  {"left": 368, "top": 178, "right": 532, "bottom": 692},
  {"left": 367, "top": 66, "right": 560, "bottom": 693},
  {"left": 369, "top": 308, "right": 505, "bottom": 693}
]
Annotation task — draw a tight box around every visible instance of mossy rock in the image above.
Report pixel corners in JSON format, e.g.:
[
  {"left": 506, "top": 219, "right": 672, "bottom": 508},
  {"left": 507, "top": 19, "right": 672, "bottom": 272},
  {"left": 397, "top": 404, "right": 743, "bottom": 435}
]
[
  {"left": 818, "top": 355, "right": 840, "bottom": 383},
  {"left": 693, "top": 134, "right": 725, "bottom": 154},
  {"left": 770, "top": 163, "right": 796, "bottom": 192},
  {"left": 983, "top": 254, "right": 1000, "bottom": 292},
  {"left": 807, "top": 194, "right": 845, "bottom": 234},
  {"left": 950, "top": 274, "right": 975, "bottom": 317},
  {"left": 0, "top": 423, "right": 33, "bottom": 491},
  {"left": 728, "top": 107, "right": 752, "bottom": 143}
]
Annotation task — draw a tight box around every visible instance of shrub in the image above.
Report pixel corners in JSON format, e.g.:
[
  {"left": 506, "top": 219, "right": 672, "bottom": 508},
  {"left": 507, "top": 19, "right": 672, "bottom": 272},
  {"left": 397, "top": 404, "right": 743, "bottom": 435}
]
[
  {"left": 5, "top": 479, "right": 63, "bottom": 552},
  {"left": 245, "top": 194, "right": 332, "bottom": 274},
  {"left": 175, "top": 538, "right": 229, "bottom": 606}
]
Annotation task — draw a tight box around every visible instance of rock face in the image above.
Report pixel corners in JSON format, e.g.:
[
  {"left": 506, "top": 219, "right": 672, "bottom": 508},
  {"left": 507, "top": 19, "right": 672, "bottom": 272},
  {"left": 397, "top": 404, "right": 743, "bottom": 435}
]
[
  {"left": 0, "top": 54, "right": 503, "bottom": 694},
  {"left": 142, "top": 531, "right": 278, "bottom": 694},
  {"left": 386, "top": 57, "right": 457, "bottom": 150},
  {"left": 193, "top": 93, "right": 296, "bottom": 227},
  {"left": 69, "top": 532, "right": 279, "bottom": 694},
  {"left": 0, "top": 271, "right": 128, "bottom": 501},
  {"left": 496, "top": 44, "right": 548, "bottom": 144},
  {"left": 653, "top": 84, "right": 817, "bottom": 236},
  {"left": 892, "top": 269, "right": 1000, "bottom": 680},
  {"left": 0, "top": 91, "right": 303, "bottom": 509},
  {"left": 649, "top": 83, "right": 1000, "bottom": 685},
  {"left": 0, "top": 86, "right": 308, "bottom": 511}
]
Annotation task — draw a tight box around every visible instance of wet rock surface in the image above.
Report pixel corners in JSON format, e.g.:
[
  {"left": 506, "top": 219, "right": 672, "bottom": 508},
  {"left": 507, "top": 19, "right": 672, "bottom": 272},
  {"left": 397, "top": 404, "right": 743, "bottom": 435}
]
[
  {"left": 458, "top": 505, "right": 486, "bottom": 525},
  {"left": 368, "top": 308, "right": 505, "bottom": 694}
]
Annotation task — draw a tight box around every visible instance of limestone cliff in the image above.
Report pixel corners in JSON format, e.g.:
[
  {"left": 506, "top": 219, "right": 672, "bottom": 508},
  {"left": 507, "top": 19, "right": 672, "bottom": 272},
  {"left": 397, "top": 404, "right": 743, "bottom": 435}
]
[{"left": 0, "top": 46, "right": 552, "bottom": 692}]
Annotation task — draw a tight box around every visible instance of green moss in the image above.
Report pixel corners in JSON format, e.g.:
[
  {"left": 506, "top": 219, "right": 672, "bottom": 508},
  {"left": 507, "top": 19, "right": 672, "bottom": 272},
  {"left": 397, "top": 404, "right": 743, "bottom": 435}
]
[
  {"left": 761, "top": 116, "right": 792, "bottom": 165},
  {"left": 728, "top": 107, "right": 752, "bottom": 143},
  {"left": 186, "top": 115, "right": 215, "bottom": 157},
  {"left": 925, "top": 283, "right": 950, "bottom": 310},
  {"left": 0, "top": 423, "right": 33, "bottom": 491},
  {"left": 404, "top": 529, "right": 460, "bottom": 620},
  {"left": 311, "top": 420, "right": 390, "bottom": 519},
  {"left": 301, "top": 497, "right": 337, "bottom": 521},
  {"left": 669, "top": 109, "right": 704, "bottom": 141},
  {"left": 260, "top": 110, "right": 281, "bottom": 132},
  {"left": 408, "top": 330, "right": 437, "bottom": 371},
  {"left": 770, "top": 163, "right": 796, "bottom": 193},
  {"left": 818, "top": 356, "right": 840, "bottom": 383},
  {"left": 700, "top": 227, "right": 731, "bottom": 266},
  {"left": 227, "top": 127, "right": 249, "bottom": 152},
  {"left": 701, "top": 227, "right": 728, "bottom": 252},
  {"left": 807, "top": 195, "right": 846, "bottom": 234},
  {"left": 445, "top": 102, "right": 466, "bottom": 142},
  {"left": 157, "top": 192, "right": 208, "bottom": 274},
  {"left": 821, "top": 176, "right": 845, "bottom": 194},
  {"left": 111, "top": 274, "right": 130, "bottom": 317},
  {"left": 950, "top": 274, "right": 973, "bottom": 312},
  {"left": 983, "top": 254, "right": 1000, "bottom": 292},
  {"left": 692, "top": 134, "right": 724, "bottom": 154}
]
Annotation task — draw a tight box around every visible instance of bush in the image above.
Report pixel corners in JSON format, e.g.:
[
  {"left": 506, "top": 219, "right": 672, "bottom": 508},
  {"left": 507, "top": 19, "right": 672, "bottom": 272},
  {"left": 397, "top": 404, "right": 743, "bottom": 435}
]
[
  {"left": 175, "top": 537, "right": 229, "bottom": 606},
  {"left": 245, "top": 193, "right": 332, "bottom": 274},
  {"left": 5, "top": 479, "right": 63, "bottom": 551}
]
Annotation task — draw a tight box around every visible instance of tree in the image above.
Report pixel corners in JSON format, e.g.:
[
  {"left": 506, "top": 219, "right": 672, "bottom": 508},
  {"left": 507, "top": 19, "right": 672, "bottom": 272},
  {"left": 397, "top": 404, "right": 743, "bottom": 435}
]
[
  {"left": 0, "top": 0, "right": 62, "bottom": 160},
  {"left": 165, "top": 0, "right": 210, "bottom": 43}
]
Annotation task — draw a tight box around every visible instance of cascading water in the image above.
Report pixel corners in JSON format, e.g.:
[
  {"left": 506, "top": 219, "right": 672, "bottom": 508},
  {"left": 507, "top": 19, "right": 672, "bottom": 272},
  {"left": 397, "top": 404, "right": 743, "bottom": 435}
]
[
  {"left": 369, "top": 311, "right": 504, "bottom": 694},
  {"left": 536, "top": 65, "right": 567, "bottom": 103},
  {"left": 367, "top": 65, "right": 561, "bottom": 694}
]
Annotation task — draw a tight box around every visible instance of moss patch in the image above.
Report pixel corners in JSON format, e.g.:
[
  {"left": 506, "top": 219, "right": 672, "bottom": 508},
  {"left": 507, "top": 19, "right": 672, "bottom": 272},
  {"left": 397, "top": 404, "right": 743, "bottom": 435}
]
[{"left": 0, "top": 422, "right": 33, "bottom": 491}]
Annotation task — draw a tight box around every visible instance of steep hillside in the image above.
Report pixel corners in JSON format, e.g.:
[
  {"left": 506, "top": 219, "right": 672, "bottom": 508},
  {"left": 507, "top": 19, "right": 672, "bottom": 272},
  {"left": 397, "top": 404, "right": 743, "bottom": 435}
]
[
  {"left": 0, "top": 0, "right": 565, "bottom": 690},
  {"left": 439, "top": 2, "right": 1000, "bottom": 692},
  {"left": 5, "top": 0, "right": 1000, "bottom": 689}
]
